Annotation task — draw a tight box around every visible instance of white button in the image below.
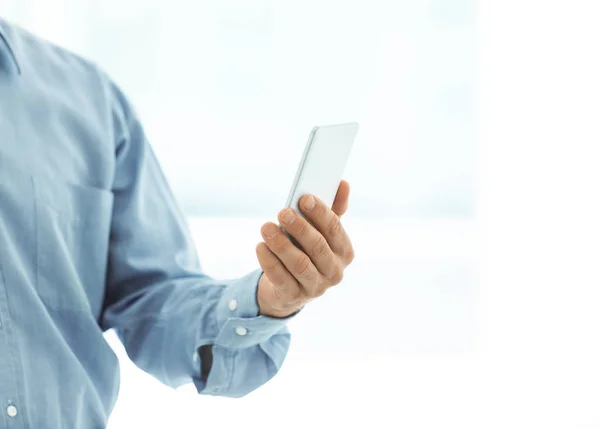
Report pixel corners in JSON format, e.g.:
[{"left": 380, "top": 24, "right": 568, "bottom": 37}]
[
  {"left": 6, "top": 405, "right": 17, "bottom": 417},
  {"left": 228, "top": 299, "right": 238, "bottom": 311},
  {"left": 235, "top": 327, "right": 248, "bottom": 336}
]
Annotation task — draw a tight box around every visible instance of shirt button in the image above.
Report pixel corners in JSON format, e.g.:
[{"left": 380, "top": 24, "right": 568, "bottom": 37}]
[
  {"left": 228, "top": 299, "right": 238, "bottom": 311},
  {"left": 235, "top": 327, "right": 248, "bottom": 336},
  {"left": 6, "top": 405, "right": 17, "bottom": 417}
]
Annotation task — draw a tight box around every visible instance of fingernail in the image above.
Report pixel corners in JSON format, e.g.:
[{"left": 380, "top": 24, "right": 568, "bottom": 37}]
[
  {"left": 304, "top": 196, "right": 316, "bottom": 211},
  {"left": 281, "top": 209, "right": 295, "bottom": 225},
  {"left": 262, "top": 223, "right": 279, "bottom": 238}
]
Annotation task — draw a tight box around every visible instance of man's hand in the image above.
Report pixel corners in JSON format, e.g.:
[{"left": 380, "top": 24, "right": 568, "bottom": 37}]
[{"left": 255, "top": 180, "right": 355, "bottom": 318}]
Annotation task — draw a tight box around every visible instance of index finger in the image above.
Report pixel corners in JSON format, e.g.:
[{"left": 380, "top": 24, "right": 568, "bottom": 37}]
[{"left": 299, "top": 195, "right": 353, "bottom": 261}]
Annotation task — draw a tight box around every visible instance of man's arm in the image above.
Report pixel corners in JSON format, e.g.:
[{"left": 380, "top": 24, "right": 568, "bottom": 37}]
[{"left": 99, "top": 75, "right": 293, "bottom": 398}]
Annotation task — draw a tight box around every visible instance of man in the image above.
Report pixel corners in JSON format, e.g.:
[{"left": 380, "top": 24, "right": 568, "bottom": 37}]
[{"left": 0, "top": 17, "right": 355, "bottom": 429}]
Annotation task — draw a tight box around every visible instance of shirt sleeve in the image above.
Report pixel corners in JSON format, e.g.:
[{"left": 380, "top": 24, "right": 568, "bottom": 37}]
[{"left": 98, "top": 74, "right": 293, "bottom": 398}]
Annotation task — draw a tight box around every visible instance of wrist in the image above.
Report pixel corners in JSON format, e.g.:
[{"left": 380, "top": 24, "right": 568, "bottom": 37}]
[
  {"left": 259, "top": 305, "right": 299, "bottom": 319},
  {"left": 256, "top": 273, "right": 302, "bottom": 318}
]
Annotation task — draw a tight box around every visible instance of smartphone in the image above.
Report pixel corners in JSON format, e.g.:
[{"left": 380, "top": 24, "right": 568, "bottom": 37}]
[{"left": 284, "top": 122, "right": 359, "bottom": 229}]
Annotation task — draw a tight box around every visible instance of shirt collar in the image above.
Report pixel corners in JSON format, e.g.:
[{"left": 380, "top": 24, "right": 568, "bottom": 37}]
[{"left": 0, "top": 20, "right": 22, "bottom": 75}]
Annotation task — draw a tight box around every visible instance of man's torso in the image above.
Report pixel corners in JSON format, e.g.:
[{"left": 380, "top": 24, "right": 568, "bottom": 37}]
[{"left": 1, "top": 19, "right": 120, "bottom": 429}]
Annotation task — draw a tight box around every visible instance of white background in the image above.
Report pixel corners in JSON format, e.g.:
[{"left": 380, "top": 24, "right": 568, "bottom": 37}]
[{"left": 2, "top": 0, "right": 600, "bottom": 428}]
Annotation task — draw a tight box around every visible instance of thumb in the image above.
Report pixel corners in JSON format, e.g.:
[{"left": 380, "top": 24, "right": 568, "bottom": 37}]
[{"left": 331, "top": 180, "right": 350, "bottom": 217}]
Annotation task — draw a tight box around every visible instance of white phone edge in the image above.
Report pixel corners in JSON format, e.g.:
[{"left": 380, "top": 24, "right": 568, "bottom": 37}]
[
  {"left": 284, "top": 126, "right": 318, "bottom": 210},
  {"left": 285, "top": 122, "right": 359, "bottom": 211}
]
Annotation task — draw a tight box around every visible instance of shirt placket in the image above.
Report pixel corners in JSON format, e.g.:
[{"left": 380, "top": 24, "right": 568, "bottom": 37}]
[{"left": 0, "top": 266, "right": 26, "bottom": 428}]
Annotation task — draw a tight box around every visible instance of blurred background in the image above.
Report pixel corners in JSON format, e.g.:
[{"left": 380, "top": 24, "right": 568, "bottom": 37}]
[{"left": 2, "top": 1, "right": 477, "bottom": 428}]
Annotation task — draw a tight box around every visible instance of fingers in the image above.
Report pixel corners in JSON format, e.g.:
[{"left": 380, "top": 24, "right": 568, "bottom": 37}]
[
  {"left": 278, "top": 207, "right": 338, "bottom": 280},
  {"left": 256, "top": 183, "right": 354, "bottom": 315},
  {"left": 256, "top": 242, "right": 305, "bottom": 306},
  {"left": 331, "top": 180, "right": 350, "bottom": 217},
  {"left": 260, "top": 222, "right": 324, "bottom": 297},
  {"left": 299, "top": 195, "right": 355, "bottom": 265}
]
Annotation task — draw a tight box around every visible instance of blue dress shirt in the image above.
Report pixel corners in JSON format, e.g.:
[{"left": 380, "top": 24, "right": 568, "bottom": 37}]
[{"left": 0, "top": 18, "right": 291, "bottom": 429}]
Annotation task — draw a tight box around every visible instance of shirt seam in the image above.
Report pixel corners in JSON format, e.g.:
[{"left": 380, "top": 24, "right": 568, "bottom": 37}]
[
  {"left": 0, "top": 27, "right": 21, "bottom": 74},
  {"left": 225, "top": 349, "right": 238, "bottom": 392},
  {"left": 0, "top": 262, "right": 32, "bottom": 428}
]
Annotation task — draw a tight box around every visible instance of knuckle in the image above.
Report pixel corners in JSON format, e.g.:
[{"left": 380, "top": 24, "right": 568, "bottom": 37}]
[
  {"left": 311, "top": 236, "right": 328, "bottom": 257},
  {"left": 346, "top": 247, "right": 356, "bottom": 264},
  {"left": 309, "top": 279, "right": 328, "bottom": 298},
  {"left": 265, "top": 259, "right": 280, "bottom": 272},
  {"left": 314, "top": 285, "right": 327, "bottom": 298},
  {"left": 294, "top": 286, "right": 308, "bottom": 302},
  {"left": 296, "top": 222, "right": 310, "bottom": 238},
  {"left": 294, "top": 255, "right": 312, "bottom": 276},
  {"left": 305, "top": 268, "right": 318, "bottom": 284},
  {"left": 330, "top": 267, "right": 344, "bottom": 285},
  {"left": 271, "top": 237, "right": 289, "bottom": 253},
  {"left": 327, "top": 216, "right": 343, "bottom": 237},
  {"left": 318, "top": 206, "right": 327, "bottom": 219},
  {"left": 312, "top": 203, "right": 326, "bottom": 220},
  {"left": 304, "top": 285, "right": 319, "bottom": 299}
]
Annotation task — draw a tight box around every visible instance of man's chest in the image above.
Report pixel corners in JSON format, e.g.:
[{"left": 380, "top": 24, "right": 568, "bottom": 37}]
[
  {"left": 0, "top": 75, "right": 116, "bottom": 316},
  {"left": 0, "top": 75, "right": 114, "bottom": 187}
]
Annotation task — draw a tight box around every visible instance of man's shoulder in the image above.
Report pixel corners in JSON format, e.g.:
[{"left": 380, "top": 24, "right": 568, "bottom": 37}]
[
  {"left": 1, "top": 17, "right": 109, "bottom": 90},
  {"left": 1, "top": 18, "right": 138, "bottom": 122}
]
